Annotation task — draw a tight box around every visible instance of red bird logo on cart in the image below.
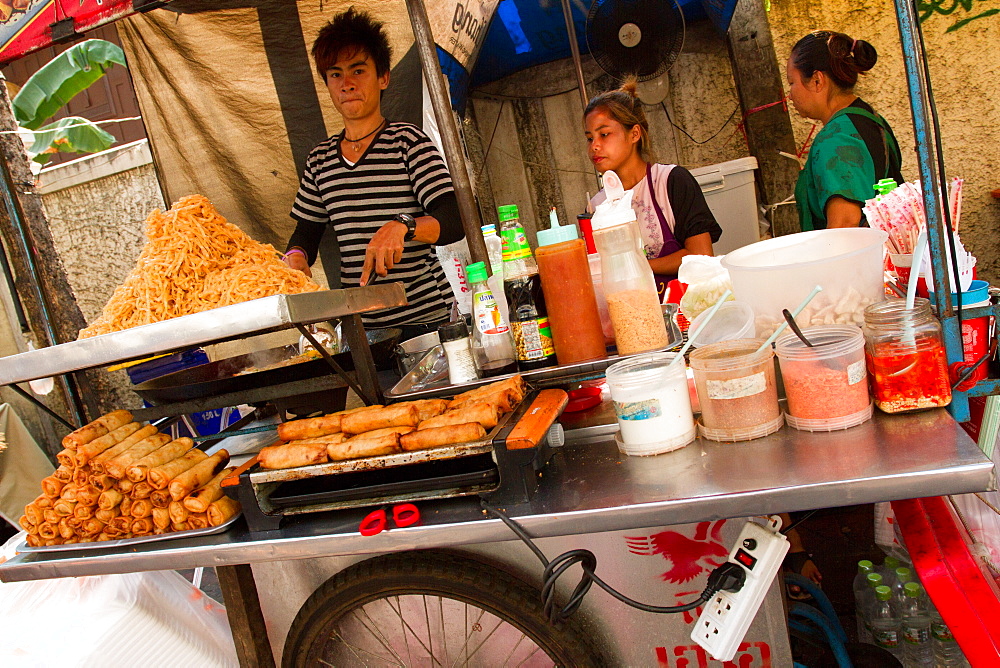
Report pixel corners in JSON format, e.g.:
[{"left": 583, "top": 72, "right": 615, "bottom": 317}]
[{"left": 626, "top": 520, "right": 730, "bottom": 583}]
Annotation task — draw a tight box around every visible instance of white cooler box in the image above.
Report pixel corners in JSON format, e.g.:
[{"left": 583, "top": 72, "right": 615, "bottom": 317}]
[{"left": 690, "top": 156, "right": 759, "bottom": 255}]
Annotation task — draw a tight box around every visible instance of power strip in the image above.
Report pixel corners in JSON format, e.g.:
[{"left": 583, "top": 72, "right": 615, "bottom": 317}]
[{"left": 690, "top": 516, "right": 789, "bottom": 662}]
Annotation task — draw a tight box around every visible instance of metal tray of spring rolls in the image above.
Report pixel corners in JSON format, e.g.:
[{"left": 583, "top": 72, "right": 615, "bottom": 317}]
[
  {"left": 16, "top": 512, "right": 242, "bottom": 553},
  {"left": 246, "top": 397, "right": 529, "bottom": 485},
  {"left": 386, "top": 306, "right": 683, "bottom": 401}
]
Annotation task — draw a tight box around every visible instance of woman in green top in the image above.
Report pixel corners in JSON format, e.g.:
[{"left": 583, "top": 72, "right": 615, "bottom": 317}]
[{"left": 787, "top": 31, "right": 903, "bottom": 230}]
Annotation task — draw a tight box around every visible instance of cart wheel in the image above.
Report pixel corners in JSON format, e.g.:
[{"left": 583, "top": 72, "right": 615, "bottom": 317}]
[{"left": 282, "top": 550, "right": 605, "bottom": 667}]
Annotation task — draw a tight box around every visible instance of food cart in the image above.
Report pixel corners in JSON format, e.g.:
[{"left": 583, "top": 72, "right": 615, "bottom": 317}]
[{"left": 0, "top": 0, "right": 998, "bottom": 665}]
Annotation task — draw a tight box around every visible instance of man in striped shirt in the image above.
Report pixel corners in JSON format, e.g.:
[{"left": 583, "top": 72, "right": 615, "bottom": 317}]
[{"left": 285, "top": 8, "right": 464, "bottom": 340}]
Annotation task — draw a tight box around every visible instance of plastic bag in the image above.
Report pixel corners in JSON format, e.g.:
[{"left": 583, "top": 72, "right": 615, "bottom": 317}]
[
  {"left": 678, "top": 255, "right": 734, "bottom": 320},
  {"left": 0, "top": 532, "right": 238, "bottom": 667}
]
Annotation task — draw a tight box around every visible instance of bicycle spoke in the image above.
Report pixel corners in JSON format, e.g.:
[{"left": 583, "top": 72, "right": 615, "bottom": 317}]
[
  {"left": 458, "top": 616, "right": 506, "bottom": 665},
  {"left": 499, "top": 632, "right": 530, "bottom": 666},
  {"left": 439, "top": 596, "right": 449, "bottom": 663},
  {"left": 348, "top": 607, "right": 406, "bottom": 666},
  {"left": 327, "top": 627, "right": 404, "bottom": 667},
  {"left": 450, "top": 608, "right": 488, "bottom": 668},
  {"left": 424, "top": 595, "right": 434, "bottom": 663},
  {"left": 514, "top": 644, "right": 544, "bottom": 668},
  {"left": 385, "top": 595, "right": 444, "bottom": 666}
]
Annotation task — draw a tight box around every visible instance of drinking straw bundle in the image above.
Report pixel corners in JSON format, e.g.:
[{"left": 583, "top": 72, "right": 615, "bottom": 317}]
[{"left": 864, "top": 178, "right": 963, "bottom": 254}]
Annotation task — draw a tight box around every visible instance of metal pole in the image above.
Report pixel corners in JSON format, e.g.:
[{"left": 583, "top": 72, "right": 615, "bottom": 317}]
[
  {"left": 893, "top": 0, "right": 968, "bottom": 420},
  {"left": 560, "top": 0, "right": 590, "bottom": 112},
  {"left": 404, "top": 0, "right": 489, "bottom": 267},
  {"left": 0, "top": 150, "right": 87, "bottom": 427}
]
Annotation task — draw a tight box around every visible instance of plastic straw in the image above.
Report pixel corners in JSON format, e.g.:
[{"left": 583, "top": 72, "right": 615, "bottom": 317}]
[
  {"left": 755, "top": 285, "right": 823, "bottom": 353},
  {"left": 669, "top": 290, "right": 733, "bottom": 367},
  {"left": 906, "top": 232, "right": 927, "bottom": 311}
]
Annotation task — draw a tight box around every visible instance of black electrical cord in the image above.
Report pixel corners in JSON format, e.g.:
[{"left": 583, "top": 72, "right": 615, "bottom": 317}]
[
  {"left": 660, "top": 101, "right": 741, "bottom": 145},
  {"left": 913, "top": 0, "right": 962, "bottom": 323},
  {"left": 780, "top": 510, "right": 818, "bottom": 535},
  {"left": 482, "top": 499, "right": 745, "bottom": 622}
]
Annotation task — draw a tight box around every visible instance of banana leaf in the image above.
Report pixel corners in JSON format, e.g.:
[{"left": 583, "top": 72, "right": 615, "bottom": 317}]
[
  {"left": 12, "top": 40, "right": 126, "bottom": 130},
  {"left": 26, "top": 117, "right": 117, "bottom": 165}
]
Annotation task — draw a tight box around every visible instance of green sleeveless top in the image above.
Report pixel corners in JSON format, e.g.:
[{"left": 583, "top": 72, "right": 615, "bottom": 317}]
[{"left": 795, "top": 102, "right": 901, "bottom": 231}]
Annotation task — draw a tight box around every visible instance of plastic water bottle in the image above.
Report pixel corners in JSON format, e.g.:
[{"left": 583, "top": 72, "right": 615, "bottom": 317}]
[
  {"left": 891, "top": 566, "right": 914, "bottom": 615},
  {"left": 929, "top": 599, "right": 968, "bottom": 667},
  {"left": 853, "top": 560, "right": 875, "bottom": 642},
  {"left": 900, "top": 582, "right": 933, "bottom": 667},
  {"left": 880, "top": 556, "right": 901, "bottom": 584},
  {"left": 863, "top": 572, "right": 884, "bottom": 646},
  {"left": 481, "top": 224, "right": 504, "bottom": 278},
  {"left": 870, "top": 585, "right": 902, "bottom": 659}
]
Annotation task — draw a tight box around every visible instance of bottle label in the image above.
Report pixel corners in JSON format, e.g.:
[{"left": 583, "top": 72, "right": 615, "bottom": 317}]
[
  {"left": 501, "top": 226, "right": 531, "bottom": 262},
  {"left": 931, "top": 621, "right": 954, "bottom": 642},
  {"left": 872, "top": 627, "right": 900, "bottom": 649},
  {"left": 903, "top": 624, "right": 930, "bottom": 644},
  {"left": 511, "top": 318, "right": 554, "bottom": 361},
  {"left": 614, "top": 398, "right": 662, "bottom": 421},
  {"left": 473, "top": 289, "right": 510, "bottom": 335},
  {"left": 706, "top": 372, "right": 766, "bottom": 400}
]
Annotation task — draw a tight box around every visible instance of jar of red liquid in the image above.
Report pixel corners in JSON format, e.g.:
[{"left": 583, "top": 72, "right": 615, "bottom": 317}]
[{"left": 862, "top": 298, "right": 952, "bottom": 413}]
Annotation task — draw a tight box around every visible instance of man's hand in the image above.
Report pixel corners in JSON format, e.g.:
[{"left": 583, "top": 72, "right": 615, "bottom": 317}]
[
  {"left": 360, "top": 220, "right": 407, "bottom": 286},
  {"left": 283, "top": 251, "right": 313, "bottom": 278}
]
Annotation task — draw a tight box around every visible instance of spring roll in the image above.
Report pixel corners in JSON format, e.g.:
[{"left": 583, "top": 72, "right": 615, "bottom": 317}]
[
  {"left": 126, "top": 437, "right": 195, "bottom": 482},
  {"left": 119, "top": 496, "right": 132, "bottom": 517},
  {"left": 43, "top": 509, "right": 59, "bottom": 524},
  {"left": 26, "top": 534, "right": 40, "bottom": 547},
  {"left": 73, "top": 503, "right": 95, "bottom": 520},
  {"left": 40, "top": 476, "right": 66, "bottom": 499},
  {"left": 105, "top": 433, "right": 173, "bottom": 479},
  {"left": 34, "top": 494, "right": 53, "bottom": 508},
  {"left": 183, "top": 468, "right": 232, "bottom": 513},
  {"left": 60, "top": 483, "right": 82, "bottom": 501},
  {"left": 207, "top": 496, "right": 240, "bottom": 527},
  {"left": 153, "top": 527, "right": 169, "bottom": 535},
  {"left": 168, "top": 450, "right": 230, "bottom": 501},
  {"left": 449, "top": 375, "right": 525, "bottom": 408},
  {"left": 98, "top": 488, "right": 123, "bottom": 510},
  {"left": 117, "top": 478, "right": 135, "bottom": 494},
  {"left": 18, "top": 514, "right": 33, "bottom": 531},
  {"left": 53, "top": 498, "right": 77, "bottom": 516},
  {"left": 95, "top": 507, "right": 117, "bottom": 524},
  {"left": 90, "top": 425, "right": 160, "bottom": 473},
  {"left": 96, "top": 533, "right": 113, "bottom": 542},
  {"left": 55, "top": 449, "right": 75, "bottom": 468},
  {"left": 81, "top": 518, "right": 106, "bottom": 537},
  {"left": 147, "top": 450, "right": 209, "bottom": 490},
  {"left": 341, "top": 403, "right": 420, "bottom": 435},
  {"left": 73, "top": 468, "right": 90, "bottom": 487},
  {"left": 150, "top": 489, "right": 172, "bottom": 508},
  {"left": 61, "top": 421, "right": 108, "bottom": 451},
  {"left": 53, "top": 465, "right": 73, "bottom": 482},
  {"left": 131, "top": 482, "right": 154, "bottom": 500},
  {"left": 74, "top": 421, "right": 142, "bottom": 467},
  {"left": 276, "top": 414, "right": 343, "bottom": 441},
  {"left": 419, "top": 403, "right": 501, "bottom": 431},
  {"left": 95, "top": 409, "right": 133, "bottom": 432},
  {"left": 37, "top": 522, "right": 57, "bottom": 540},
  {"left": 258, "top": 442, "right": 328, "bottom": 470},
  {"left": 152, "top": 507, "right": 171, "bottom": 530},
  {"left": 57, "top": 518, "right": 75, "bottom": 539},
  {"left": 400, "top": 422, "right": 487, "bottom": 452},
  {"left": 76, "top": 485, "right": 101, "bottom": 507},
  {"left": 90, "top": 473, "right": 117, "bottom": 491},
  {"left": 327, "top": 431, "right": 405, "bottom": 461},
  {"left": 393, "top": 399, "right": 450, "bottom": 422},
  {"left": 130, "top": 498, "right": 153, "bottom": 518},
  {"left": 131, "top": 517, "right": 153, "bottom": 535},
  {"left": 24, "top": 503, "right": 43, "bottom": 526},
  {"left": 187, "top": 513, "right": 209, "bottom": 530},
  {"left": 171, "top": 522, "right": 190, "bottom": 532},
  {"left": 168, "top": 500, "right": 190, "bottom": 525},
  {"left": 43, "top": 538, "right": 63, "bottom": 546},
  {"left": 109, "top": 516, "right": 131, "bottom": 534},
  {"left": 67, "top": 516, "right": 83, "bottom": 529},
  {"left": 463, "top": 388, "right": 519, "bottom": 415}
]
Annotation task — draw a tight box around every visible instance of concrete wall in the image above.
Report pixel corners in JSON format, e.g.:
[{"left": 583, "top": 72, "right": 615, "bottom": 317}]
[{"left": 768, "top": 0, "right": 1000, "bottom": 281}]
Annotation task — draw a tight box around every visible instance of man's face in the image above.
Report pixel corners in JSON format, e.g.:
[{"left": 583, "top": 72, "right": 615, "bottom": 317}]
[{"left": 325, "top": 48, "right": 389, "bottom": 121}]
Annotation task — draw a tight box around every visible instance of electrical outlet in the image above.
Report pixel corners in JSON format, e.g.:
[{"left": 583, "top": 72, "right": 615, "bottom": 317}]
[{"left": 690, "top": 516, "right": 789, "bottom": 662}]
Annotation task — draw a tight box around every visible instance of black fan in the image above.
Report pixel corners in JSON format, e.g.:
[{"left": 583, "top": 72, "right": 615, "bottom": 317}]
[{"left": 586, "top": 0, "right": 686, "bottom": 81}]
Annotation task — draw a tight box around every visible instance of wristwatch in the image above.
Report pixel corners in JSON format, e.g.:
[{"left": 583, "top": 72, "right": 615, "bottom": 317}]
[{"left": 395, "top": 213, "right": 417, "bottom": 241}]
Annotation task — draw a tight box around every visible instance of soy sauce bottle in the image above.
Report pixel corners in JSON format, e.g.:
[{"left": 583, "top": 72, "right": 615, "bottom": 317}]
[{"left": 497, "top": 204, "right": 557, "bottom": 370}]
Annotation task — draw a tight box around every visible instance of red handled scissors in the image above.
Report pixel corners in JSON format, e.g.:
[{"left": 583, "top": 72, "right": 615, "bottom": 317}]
[{"left": 359, "top": 503, "right": 421, "bottom": 536}]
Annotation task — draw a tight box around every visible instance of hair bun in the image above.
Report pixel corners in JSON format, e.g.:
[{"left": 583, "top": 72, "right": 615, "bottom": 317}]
[
  {"left": 619, "top": 76, "right": 640, "bottom": 98},
  {"left": 852, "top": 40, "right": 878, "bottom": 72}
]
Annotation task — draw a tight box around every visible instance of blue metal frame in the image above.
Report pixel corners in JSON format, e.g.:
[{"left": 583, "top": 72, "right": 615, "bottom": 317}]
[{"left": 892, "top": 0, "right": 974, "bottom": 422}]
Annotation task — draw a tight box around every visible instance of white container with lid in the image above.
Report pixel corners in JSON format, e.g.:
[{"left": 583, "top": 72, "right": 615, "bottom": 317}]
[{"left": 606, "top": 352, "right": 696, "bottom": 456}]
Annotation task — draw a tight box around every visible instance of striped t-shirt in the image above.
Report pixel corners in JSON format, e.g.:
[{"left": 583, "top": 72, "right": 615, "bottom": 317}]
[{"left": 291, "top": 122, "right": 454, "bottom": 328}]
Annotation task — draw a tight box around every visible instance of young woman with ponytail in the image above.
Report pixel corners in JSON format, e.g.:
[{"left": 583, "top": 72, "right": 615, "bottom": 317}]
[
  {"left": 787, "top": 30, "right": 904, "bottom": 230},
  {"left": 584, "top": 78, "right": 722, "bottom": 296}
]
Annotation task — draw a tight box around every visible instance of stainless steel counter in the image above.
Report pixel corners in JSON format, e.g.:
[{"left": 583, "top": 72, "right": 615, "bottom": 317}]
[
  {"left": 2, "top": 408, "right": 993, "bottom": 582},
  {"left": 0, "top": 285, "right": 406, "bottom": 384}
]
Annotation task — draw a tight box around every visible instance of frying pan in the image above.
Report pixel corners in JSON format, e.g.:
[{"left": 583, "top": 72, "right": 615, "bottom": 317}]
[{"left": 133, "top": 328, "right": 401, "bottom": 405}]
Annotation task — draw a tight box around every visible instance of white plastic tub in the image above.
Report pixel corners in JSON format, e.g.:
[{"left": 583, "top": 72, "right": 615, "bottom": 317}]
[{"left": 690, "top": 156, "right": 759, "bottom": 254}]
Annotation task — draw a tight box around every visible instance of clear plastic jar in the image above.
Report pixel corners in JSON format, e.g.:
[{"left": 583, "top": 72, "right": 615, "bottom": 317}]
[
  {"left": 606, "top": 353, "right": 696, "bottom": 455},
  {"left": 592, "top": 221, "right": 669, "bottom": 355},
  {"left": 690, "top": 339, "right": 783, "bottom": 441},
  {"left": 863, "top": 298, "right": 952, "bottom": 413}
]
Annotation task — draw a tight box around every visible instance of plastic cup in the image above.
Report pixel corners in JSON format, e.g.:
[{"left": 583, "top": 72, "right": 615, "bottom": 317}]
[
  {"left": 687, "top": 301, "right": 755, "bottom": 348},
  {"left": 606, "top": 352, "right": 696, "bottom": 455},
  {"left": 775, "top": 325, "right": 873, "bottom": 431},
  {"left": 927, "top": 280, "right": 992, "bottom": 384},
  {"left": 689, "top": 339, "right": 783, "bottom": 442}
]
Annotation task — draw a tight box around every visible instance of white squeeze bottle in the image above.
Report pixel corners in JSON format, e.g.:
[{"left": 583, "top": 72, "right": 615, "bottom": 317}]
[
  {"left": 853, "top": 560, "right": 875, "bottom": 643},
  {"left": 481, "top": 224, "right": 504, "bottom": 278},
  {"left": 901, "top": 582, "right": 933, "bottom": 668}
]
